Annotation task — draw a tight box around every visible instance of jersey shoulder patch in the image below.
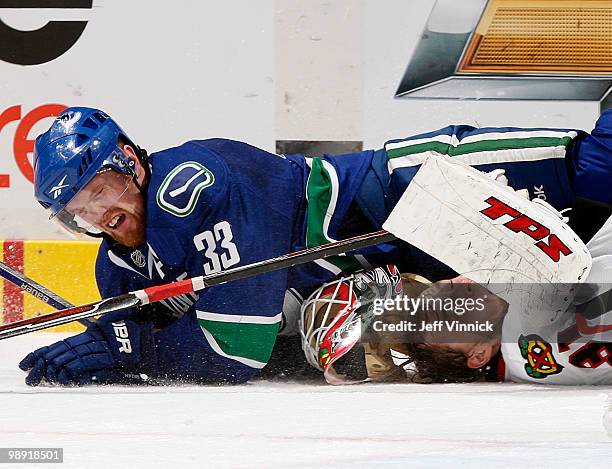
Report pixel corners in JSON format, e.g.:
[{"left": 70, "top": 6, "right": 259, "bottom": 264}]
[{"left": 156, "top": 161, "right": 215, "bottom": 217}]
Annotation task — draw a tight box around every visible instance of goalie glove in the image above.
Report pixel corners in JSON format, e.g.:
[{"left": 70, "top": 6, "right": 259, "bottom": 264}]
[
  {"left": 490, "top": 168, "right": 571, "bottom": 220},
  {"left": 486, "top": 168, "right": 529, "bottom": 199},
  {"left": 19, "top": 319, "right": 156, "bottom": 386}
]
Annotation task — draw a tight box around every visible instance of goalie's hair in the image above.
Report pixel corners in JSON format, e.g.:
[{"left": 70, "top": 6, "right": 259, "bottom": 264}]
[{"left": 403, "top": 343, "right": 499, "bottom": 384}]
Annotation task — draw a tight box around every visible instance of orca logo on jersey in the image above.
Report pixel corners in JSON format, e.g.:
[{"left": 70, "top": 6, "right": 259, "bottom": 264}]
[
  {"left": 480, "top": 196, "right": 572, "bottom": 262},
  {"left": 156, "top": 161, "right": 215, "bottom": 217},
  {"left": 0, "top": 1, "right": 93, "bottom": 65},
  {"left": 519, "top": 334, "right": 563, "bottom": 379}
]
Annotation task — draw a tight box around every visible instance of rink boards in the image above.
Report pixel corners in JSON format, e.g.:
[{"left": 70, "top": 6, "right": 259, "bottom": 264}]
[{"left": 0, "top": 240, "right": 100, "bottom": 332}]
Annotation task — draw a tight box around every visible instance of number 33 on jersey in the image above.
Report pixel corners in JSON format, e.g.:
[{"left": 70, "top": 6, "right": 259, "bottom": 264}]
[{"left": 194, "top": 221, "right": 241, "bottom": 275}]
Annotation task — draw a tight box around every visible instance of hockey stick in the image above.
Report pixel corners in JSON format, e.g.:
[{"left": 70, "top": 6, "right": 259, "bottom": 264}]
[
  {"left": 0, "top": 260, "right": 94, "bottom": 325},
  {"left": 0, "top": 260, "right": 72, "bottom": 309},
  {"left": 0, "top": 230, "right": 396, "bottom": 340}
]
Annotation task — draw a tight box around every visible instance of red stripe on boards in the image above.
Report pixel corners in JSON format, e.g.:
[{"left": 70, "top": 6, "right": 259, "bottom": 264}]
[{"left": 3, "top": 240, "right": 24, "bottom": 323}]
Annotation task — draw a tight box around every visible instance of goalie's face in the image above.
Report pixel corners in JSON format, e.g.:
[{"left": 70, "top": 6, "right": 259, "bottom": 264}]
[
  {"left": 428, "top": 341, "right": 501, "bottom": 369},
  {"left": 416, "top": 275, "right": 506, "bottom": 370},
  {"left": 61, "top": 146, "right": 147, "bottom": 247}
]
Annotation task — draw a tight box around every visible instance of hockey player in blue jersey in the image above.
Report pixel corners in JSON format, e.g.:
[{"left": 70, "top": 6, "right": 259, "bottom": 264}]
[{"left": 19, "top": 106, "right": 612, "bottom": 386}]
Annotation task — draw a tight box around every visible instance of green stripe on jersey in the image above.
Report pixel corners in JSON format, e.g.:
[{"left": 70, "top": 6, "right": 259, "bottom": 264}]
[
  {"left": 386, "top": 136, "right": 573, "bottom": 159},
  {"left": 305, "top": 157, "right": 332, "bottom": 248},
  {"left": 305, "top": 157, "right": 361, "bottom": 272},
  {"left": 198, "top": 318, "right": 279, "bottom": 364}
]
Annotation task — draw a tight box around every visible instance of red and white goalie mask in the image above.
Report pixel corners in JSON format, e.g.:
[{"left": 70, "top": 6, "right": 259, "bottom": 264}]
[{"left": 299, "top": 265, "right": 406, "bottom": 385}]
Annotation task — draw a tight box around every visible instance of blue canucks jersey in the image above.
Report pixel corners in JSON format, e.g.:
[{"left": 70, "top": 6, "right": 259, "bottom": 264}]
[
  {"left": 355, "top": 125, "right": 584, "bottom": 229},
  {"left": 95, "top": 139, "right": 373, "bottom": 383}
]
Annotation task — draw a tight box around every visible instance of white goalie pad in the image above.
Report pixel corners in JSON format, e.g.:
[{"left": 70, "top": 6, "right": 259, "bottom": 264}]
[{"left": 382, "top": 156, "right": 592, "bottom": 322}]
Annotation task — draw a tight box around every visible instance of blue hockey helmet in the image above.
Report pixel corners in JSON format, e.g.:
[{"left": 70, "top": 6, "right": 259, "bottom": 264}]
[{"left": 33, "top": 107, "right": 141, "bottom": 234}]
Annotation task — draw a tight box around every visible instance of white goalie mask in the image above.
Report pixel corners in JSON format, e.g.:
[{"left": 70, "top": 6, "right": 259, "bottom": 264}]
[{"left": 299, "top": 265, "right": 406, "bottom": 384}]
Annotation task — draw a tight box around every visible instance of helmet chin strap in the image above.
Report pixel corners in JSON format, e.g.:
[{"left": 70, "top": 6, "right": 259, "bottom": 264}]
[
  {"left": 132, "top": 147, "right": 151, "bottom": 195},
  {"left": 87, "top": 231, "right": 106, "bottom": 240}
]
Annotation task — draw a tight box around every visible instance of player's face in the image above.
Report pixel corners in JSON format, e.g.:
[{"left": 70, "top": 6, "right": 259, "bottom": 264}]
[
  {"left": 416, "top": 275, "right": 506, "bottom": 368},
  {"left": 66, "top": 166, "right": 146, "bottom": 247}
]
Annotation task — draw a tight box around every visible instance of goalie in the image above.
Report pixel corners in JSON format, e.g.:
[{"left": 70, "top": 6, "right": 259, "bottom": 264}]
[
  {"left": 298, "top": 153, "right": 612, "bottom": 385},
  {"left": 299, "top": 259, "right": 612, "bottom": 385}
]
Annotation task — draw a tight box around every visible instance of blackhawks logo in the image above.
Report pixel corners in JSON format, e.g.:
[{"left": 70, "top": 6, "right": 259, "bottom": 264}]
[
  {"left": 319, "top": 348, "right": 331, "bottom": 368},
  {"left": 518, "top": 334, "right": 563, "bottom": 379}
]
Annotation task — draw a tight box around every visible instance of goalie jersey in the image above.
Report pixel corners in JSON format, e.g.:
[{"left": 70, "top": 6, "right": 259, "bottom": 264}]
[
  {"left": 500, "top": 308, "right": 612, "bottom": 385},
  {"left": 501, "top": 214, "right": 612, "bottom": 384},
  {"left": 94, "top": 123, "right": 589, "bottom": 384}
]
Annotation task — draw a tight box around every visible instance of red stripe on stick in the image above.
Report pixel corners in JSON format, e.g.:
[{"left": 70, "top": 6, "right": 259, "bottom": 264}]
[
  {"left": 3, "top": 240, "right": 24, "bottom": 323},
  {"left": 0, "top": 302, "right": 98, "bottom": 336},
  {"left": 143, "top": 278, "right": 196, "bottom": 304}
]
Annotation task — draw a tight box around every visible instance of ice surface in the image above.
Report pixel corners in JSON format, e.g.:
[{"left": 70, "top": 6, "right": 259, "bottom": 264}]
[{"left": 2, "top": 333, "right": 612, "bottom": 468}]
